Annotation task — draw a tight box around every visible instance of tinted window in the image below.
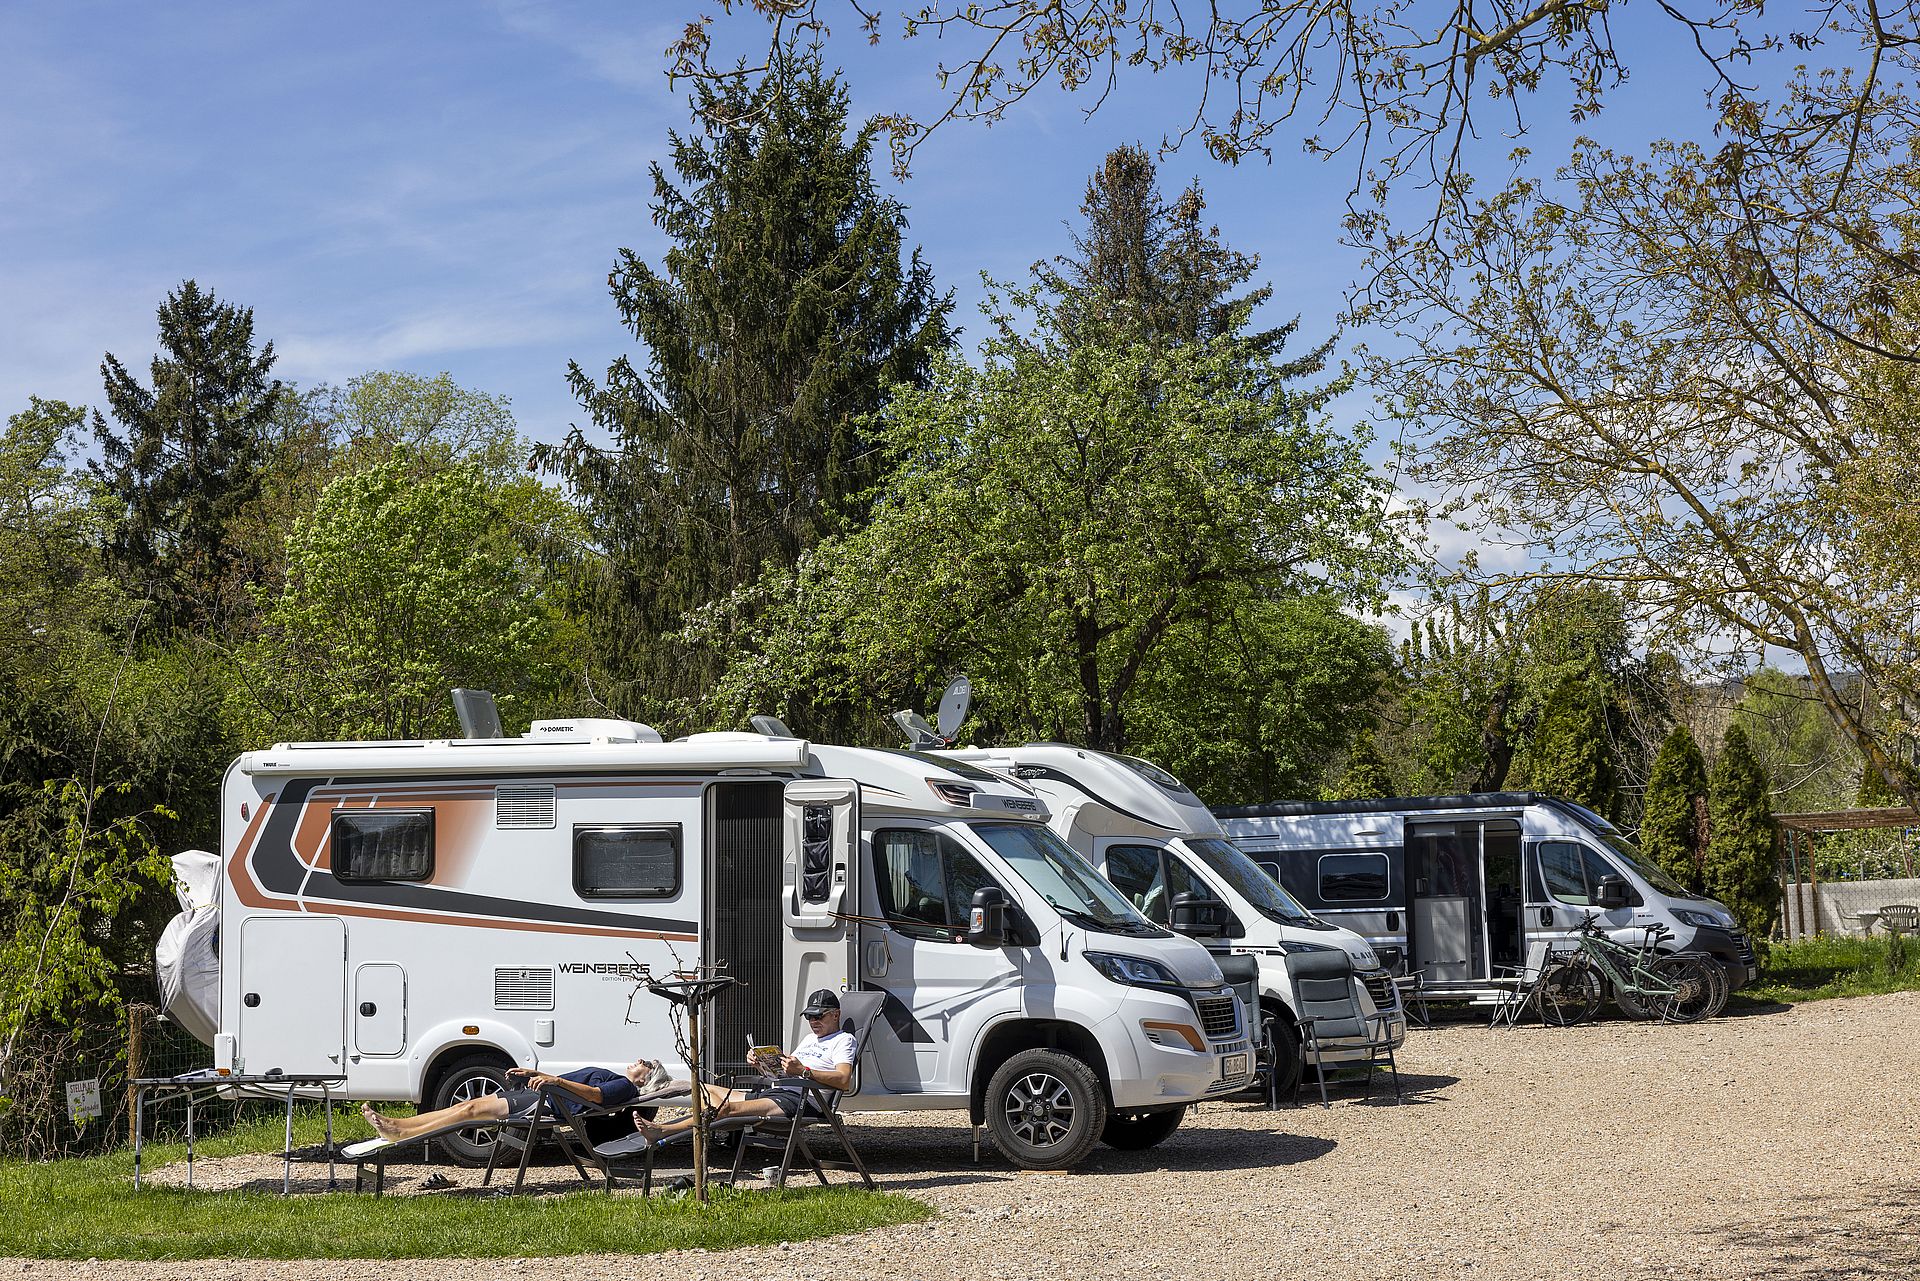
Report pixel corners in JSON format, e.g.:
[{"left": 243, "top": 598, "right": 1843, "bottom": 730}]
[
  {"left": 1536, "top": 841, "right": 1624, "bottom": 907},
  {"left": 331, "top": 809, "right": 433, "bottom": 882},
  {"left": 1105, "top": 843, "right": 1170, "bottom": 923},
  {"left": 872, "top": 828, "right": 1001, "bottom": 941},
  {"left": 1320, "top": 852, "right": 1389, "bottom": 901},
  {"left": 575, "top": 826, "right": 680, "bottom": 898}
]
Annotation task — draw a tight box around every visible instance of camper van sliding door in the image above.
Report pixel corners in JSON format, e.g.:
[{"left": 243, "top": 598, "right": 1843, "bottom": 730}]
[
  {"left": 707, "top": 782, "right": 785, "bottom": 1082},
  {"left": 1406, "top": 823, "right": 1485, "bottom": 984}
]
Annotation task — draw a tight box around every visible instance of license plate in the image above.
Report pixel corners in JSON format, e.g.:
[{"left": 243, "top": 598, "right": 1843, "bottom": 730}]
[{"left": 1221, "top": 1053, "right": 1249, "bottom": 1080}]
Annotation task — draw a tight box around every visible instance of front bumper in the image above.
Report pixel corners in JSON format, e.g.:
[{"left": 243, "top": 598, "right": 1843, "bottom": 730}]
[{"left": 1107, "top": 987, "right": 1257, "bottom": 1108}]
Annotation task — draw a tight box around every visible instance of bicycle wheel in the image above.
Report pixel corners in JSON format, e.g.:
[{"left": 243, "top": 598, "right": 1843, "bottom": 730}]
[
  {"left": 1645, "top": 954, "right": 1719, "bottom": 1023},
  {"left": 1678, "top": 951, "right": 1730, "bottom": 1018},
  {"left": 1538, "top": 959, "right": 1604, "bottom": 1026}
]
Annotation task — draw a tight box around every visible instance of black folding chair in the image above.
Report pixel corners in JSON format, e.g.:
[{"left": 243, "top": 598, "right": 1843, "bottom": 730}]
[{"left": 1287, "top": 948, "right": 1401, "bottom": 1106}]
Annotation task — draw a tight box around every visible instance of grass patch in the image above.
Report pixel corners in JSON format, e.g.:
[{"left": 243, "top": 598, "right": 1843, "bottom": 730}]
[
  {"left": 0, "top": 1114, "right": 931, "bottom": 1260},
  {"left": 1738, "top": 934, "right": 1920, "bottom": 1005}
]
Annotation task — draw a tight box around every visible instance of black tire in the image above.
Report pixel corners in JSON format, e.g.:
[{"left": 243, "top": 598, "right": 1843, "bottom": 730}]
[
  {"left": 426, "top": 1052, "right": 513, "bottom": 1166},
  {"left": 985, "top": 1048, "right": 1108, "bottom": 1170},
  {"left": 1538, "top": 960, "right": 1604, "bottom": 1026},
  {"left": 1646, "top": 954, "right": 1720, "bottom": 1023},
  {"left": 1101, "top": 1104, "right": 1186, "bottom": 1150},
  {"left": 1264, "top": 1009, "right": 1303, "bottom": 1100}
]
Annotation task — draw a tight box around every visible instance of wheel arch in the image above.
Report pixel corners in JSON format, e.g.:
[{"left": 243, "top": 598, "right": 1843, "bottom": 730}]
[{"left": 968, "top": 1018, "right": 1112, "bottom": 1126}]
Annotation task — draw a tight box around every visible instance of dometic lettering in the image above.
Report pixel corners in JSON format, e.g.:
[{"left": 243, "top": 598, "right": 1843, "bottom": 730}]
[{"left": 558, "top": 962, "right": 649, "bottom": 976}]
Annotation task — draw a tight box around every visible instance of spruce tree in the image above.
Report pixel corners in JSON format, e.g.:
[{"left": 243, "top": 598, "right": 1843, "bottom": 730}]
[
  {"left": 541, "top": 58, "right": 952, "bottom": 716},
  {"left": 1707, "top": 722, "right": 1780, "bottom": 943},
  {"left": 1641, "top": 724, "right": 1709, "bottom": 893},
  {"left": 1526, "top": 671, "right": 1619, "bottom": 818},
  {"left": 91, "top": 280, "right": 282, "bottom": 632}
]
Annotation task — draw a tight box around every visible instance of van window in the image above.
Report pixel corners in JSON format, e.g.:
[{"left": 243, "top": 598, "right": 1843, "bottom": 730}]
[
  {"left": 872, "top": 828, "right": 1002, "bottom": 941},
  {"left": 574, "top": 826, "right": 681, "bottom": 898},
  {"left": 331, "top": 809, "right": 433, "bottom": 882},
  {"left": 1320, "top": 852, "right": 1389, "bottom": 900},
  {"left": 1536, "top": 841, "right": 1624, "bottom": 906},
  {"left": 1105, "top": 844, "right": 1167, "bottom": 922}
]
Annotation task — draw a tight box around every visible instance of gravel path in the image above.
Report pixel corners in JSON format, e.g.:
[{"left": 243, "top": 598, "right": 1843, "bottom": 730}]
[{"left": 20, "top": 991, "right": 1920, "bottom": 1280}]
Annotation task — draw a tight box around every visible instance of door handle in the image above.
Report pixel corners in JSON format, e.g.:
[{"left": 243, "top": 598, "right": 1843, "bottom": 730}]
[
  {"left": 1539, "top": 907, "right": 1552, "bottom": 926},
  {"left": 359, "top": 1002, "right": 377, "bottom": 1017},
  {"left": 243, "top": 992, "right": 261, "bottom": 1007}
]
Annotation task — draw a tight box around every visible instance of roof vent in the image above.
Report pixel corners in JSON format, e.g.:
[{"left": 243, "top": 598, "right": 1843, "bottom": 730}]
[{"left": 524, "top": 718, "right": 664, "bottom": 744}]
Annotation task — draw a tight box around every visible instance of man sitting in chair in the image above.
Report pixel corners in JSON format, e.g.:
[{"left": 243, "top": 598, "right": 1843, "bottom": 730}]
[
  {"left": 359, "top": 1057, "right": 673, "bottom": 1144},
  {"left": 635, "top": 989, "right": 855, "bottom": 1143}
]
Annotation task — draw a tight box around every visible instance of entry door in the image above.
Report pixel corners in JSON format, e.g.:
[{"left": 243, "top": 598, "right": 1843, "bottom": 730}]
[
  {"left": 708, "top": 781, "right": 787, "bottom": 1082},
  {"left": 1407, "top": 823, "right": 1485, "bottom": 983},
  {"left": 860, "top": 824, "right": 1023, "bottom": 1094},
  {"left": 237, "top": 914, "right": 346, "bottom": 1075}
]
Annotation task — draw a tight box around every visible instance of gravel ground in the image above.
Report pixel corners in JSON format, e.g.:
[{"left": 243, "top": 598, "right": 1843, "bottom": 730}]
[{"left": 20, "top": 991, "right": 1920, "bottom": 1280}]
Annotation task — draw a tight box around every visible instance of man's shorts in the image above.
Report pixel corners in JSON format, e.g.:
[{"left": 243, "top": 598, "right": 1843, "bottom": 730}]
[{"left": 746, "top": 1085, "right": 827, "bottom": 1119}]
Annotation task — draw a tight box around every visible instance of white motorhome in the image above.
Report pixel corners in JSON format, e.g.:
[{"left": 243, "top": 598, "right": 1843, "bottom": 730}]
[
  {"left": 1216, "top": 793, "right": 1760, "bottom": 1002},
  {"left": 160, "top": 709, "right": 1251, "bottom": 1170},
  {"left": 935, "top": 743, "right": 1405, "bottom": 1093}
]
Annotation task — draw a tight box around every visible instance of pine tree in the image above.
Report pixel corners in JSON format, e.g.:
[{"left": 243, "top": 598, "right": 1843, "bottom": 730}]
[
  {"left": 1328, "top": 729, "right": 1396, "bottom": 800},
  {"left": 91, "top": 280, "right": 282, "bottom": 633},
  {"left": 1707, "top": 723, "right": 1780, "bottom": 943},
  {"left": 1641, "top": 724, "right": 1709, "bottom": 893},
  {"left": 540, "top": 58, "right": 952, "bottom": 717},
  {"left": 1526, "top": 671, "right": 1619, "bottom": 818}
]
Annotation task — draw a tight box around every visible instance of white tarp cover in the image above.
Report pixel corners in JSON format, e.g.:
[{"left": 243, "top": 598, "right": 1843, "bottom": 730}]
[
  {"left": 171, "top": 849, "right": 219, "bottom": 912},
  {"left": 157, "top": 850, "right": 221, "bottom": 1046}
]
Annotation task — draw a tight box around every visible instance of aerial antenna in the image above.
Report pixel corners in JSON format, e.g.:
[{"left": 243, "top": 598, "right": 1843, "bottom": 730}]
[{"left": 894, "top": 675, "right": 972, "bottom": 750}]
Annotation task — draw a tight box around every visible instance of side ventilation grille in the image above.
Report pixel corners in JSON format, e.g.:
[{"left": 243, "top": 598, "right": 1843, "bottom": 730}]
[
  {"left": 494, "top": 967, "right": 555, "bottom": 1010},
  {"left": 496, "top": 784, "right": 556, "bottom": 829}
]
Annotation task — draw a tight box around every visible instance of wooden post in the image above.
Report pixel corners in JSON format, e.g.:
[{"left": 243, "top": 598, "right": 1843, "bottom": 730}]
[
  {"left": 126, "top": 1005, "right": 145, "bottom": 1139},
  {"left": 1807, "top": 832, "right": 1823, "bottom": 937},
  {"left": 689, "top": 997, "right": 708, "bottom": 1204}
]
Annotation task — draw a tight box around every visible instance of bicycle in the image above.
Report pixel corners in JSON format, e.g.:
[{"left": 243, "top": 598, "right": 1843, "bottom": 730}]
[{"left": 1539, "top": 918, "right": 1727, "bottom": 1024}]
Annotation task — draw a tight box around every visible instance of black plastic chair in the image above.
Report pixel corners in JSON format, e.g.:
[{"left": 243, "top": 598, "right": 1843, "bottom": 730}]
[
  {"left": 1286, "top": 948, "right": 1401, "bottom": 1106},
  {"left": 1216, "top": 953, "right": 1281, "bottom": 1108}
]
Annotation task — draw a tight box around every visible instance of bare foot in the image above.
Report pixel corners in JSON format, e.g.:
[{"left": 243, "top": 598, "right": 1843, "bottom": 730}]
[
  {"left": 633, "top": 1119, "right": 666, "bottom": 1143},
  {"left": 361, "top": 1102, "right": 402, "bottom": 1140}
]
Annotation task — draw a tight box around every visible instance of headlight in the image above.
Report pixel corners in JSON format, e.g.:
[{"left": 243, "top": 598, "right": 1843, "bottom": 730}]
[
  {"left": 1673, "top": 909, "right": 1722, "bottom": 929},
  {"left": 1083, "top": 951, "right": 1180, "bottom": 987}
]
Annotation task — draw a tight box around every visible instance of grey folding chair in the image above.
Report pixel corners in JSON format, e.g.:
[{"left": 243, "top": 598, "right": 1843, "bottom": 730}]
[
  {"left": 1286, "top": 948, "right": 1401, "bottom": 1106},
  {"left": 724, "top": 989, "right": 882, "bottom": 1190}
]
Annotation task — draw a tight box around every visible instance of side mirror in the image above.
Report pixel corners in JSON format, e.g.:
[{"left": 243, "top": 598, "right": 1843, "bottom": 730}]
[
  {"left": 967, "top": 886, "right": 1011, "bottom": 948},
  {"left": 1595, "top": 876, "right": 1630, "bottom": 910},
  {"left": 1169, "top": 891, "right": 1229, "bottom": 938}
]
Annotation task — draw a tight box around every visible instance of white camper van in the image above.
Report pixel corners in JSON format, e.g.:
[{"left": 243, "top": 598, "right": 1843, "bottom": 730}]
[
  {"left": 935, "top": 743, "right": 1405, "bottom": 1093},
  {"left": 1216, "top": 792, "right": 1760, "bottom": 1002},
  {"left": 158, "top": 709, "right": 1251, "bottom": 1170}
]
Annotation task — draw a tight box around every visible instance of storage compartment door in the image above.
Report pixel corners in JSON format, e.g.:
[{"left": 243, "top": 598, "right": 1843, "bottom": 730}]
[
  {"left": 353, "top": 963, "right": 406, "bottom": 1056},
  {"left": 237, "top": 914, "right": 346, "bottom": 1076}
]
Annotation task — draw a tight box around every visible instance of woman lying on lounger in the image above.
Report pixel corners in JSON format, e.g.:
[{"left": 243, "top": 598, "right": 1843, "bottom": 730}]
[
  {"left": 634, "top": 988, "right": 855, "bottom": 1144},
  {"left": 359, "top": 1058, "right": 675, "bottom": 1144}
]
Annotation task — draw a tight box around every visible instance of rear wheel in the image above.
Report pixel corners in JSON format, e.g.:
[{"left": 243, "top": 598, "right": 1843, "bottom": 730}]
[
  {"left": 1100, "top": 1104, "right": 1186, "bottom": 1151},
  {"left": 427, "top": 1053, "right": 513, "bottom": 1166},
  {"left": 1646, "top": 955, "right": 1721, "bottom": 1023},
  {"left": 985, "top": 1049, "right": 1108, "bottom": 1170}
]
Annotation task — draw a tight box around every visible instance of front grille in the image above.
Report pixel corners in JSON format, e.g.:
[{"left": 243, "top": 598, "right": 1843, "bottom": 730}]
[
  {"left": 1195, "top": 994, "right": 1240, "bottom": 1040},
  {"left": 1730, "top": 932, "right": 1757, "bottom": 964},
  {"left": 494, "top": 967, "right": 554, "bottom": 1010},
  {"left": 1360, "top": 973, "right": 1398, "bottom": 1009}
]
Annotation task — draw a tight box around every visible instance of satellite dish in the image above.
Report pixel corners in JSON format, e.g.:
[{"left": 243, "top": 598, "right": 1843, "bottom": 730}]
[
  {"left": 935, "top": 676, "right": 972, "bottom": 741},
  {"left": 891, "top": 709, "right": 940, "bottom": 750}
]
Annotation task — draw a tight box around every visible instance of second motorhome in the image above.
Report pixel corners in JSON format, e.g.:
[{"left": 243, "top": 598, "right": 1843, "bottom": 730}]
[
  {"left": 157, "top": 704, "right": 1251, "bottom": 1170},
  {"left": 934, "top": 743, "right": 1405, "bottom": 1092},
  {"left": 1216, "top": 792, "right": 1759, "bottom": 1002}
]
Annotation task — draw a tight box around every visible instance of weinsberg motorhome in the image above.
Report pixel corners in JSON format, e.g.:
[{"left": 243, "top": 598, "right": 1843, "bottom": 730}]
[
  {"left": 156, "top": 698, "right": 1251, "bottom": 1170},
  {"left": 930, "top": 741, "right": 1406, "bottom": 1094},
  {"left": 1215, "top": 792, "right": 1759, "bottom": 1002}
]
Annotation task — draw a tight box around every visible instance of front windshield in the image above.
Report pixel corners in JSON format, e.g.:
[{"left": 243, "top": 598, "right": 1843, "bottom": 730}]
[
  {"left": 970, "top": 823, "right": 1167, "bottom": 937},
  {"left": 1183, "top": 838, "right": 1318, "bottom": 925},
  {"left": 1599, "top": 832, "right": 1702, "bottom": 899}
]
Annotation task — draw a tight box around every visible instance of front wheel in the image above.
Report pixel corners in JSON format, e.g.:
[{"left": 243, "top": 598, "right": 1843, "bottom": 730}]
[
  {"left": 1263, "top": 1010, "right": 1303, "bottom": 1100},
  {"left": 1101, "top": 1104, "right": 1186, "bottom": 1151},
  {"left": 985, "top": 1049, "right": 1108, "bottom": 1170},
  {"left": 1538, "top": 960, "right": 1604, "bottom": 1026}
]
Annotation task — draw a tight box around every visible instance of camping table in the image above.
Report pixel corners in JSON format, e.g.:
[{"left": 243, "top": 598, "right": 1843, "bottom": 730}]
[{"left": 132, "top": 1071, "right": 344, "bottom": 1194}]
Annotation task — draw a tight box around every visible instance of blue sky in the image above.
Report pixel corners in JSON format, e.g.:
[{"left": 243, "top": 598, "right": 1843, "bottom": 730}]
[{"left": 3, "top": 0, "right": 1741, "bottom": 558}]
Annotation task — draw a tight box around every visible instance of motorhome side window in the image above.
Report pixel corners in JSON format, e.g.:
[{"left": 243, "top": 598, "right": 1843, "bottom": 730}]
[
  {"left": 574, "top": 826, "right": 681, "bottom": 898},
  {"left": 872, "top": 828, "right": 1000, "bottom": 941},
  {"left": 1320, "top": 852, "right": 1389, "bottom": 901},
  {"left": 1105, "top": 844, "right": 1214, "bottom": 925},
  {"left": 1535, "top": 841, "right": 1627, "bottom": 908},
  {"left": 330, "top": 809, "right": 433, "bottom": 882}
]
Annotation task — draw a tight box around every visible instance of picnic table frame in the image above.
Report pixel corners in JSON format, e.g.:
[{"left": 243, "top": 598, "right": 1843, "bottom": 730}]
[{"left": 132, "top": 1071, "right": 344, "bottom": 1194}]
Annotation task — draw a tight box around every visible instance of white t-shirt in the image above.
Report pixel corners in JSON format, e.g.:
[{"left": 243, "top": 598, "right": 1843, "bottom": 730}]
[{"left": 792, "top": 1027, "right": 857, "bottom": 1075}]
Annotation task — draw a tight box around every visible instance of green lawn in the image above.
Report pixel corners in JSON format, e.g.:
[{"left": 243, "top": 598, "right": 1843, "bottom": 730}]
[
  {"left": 0, "top": 1114, "right": 930, "bottom": 1260},
  {"left": 1737, "top": 934, "right": 1920, "bottom": 1005}
]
